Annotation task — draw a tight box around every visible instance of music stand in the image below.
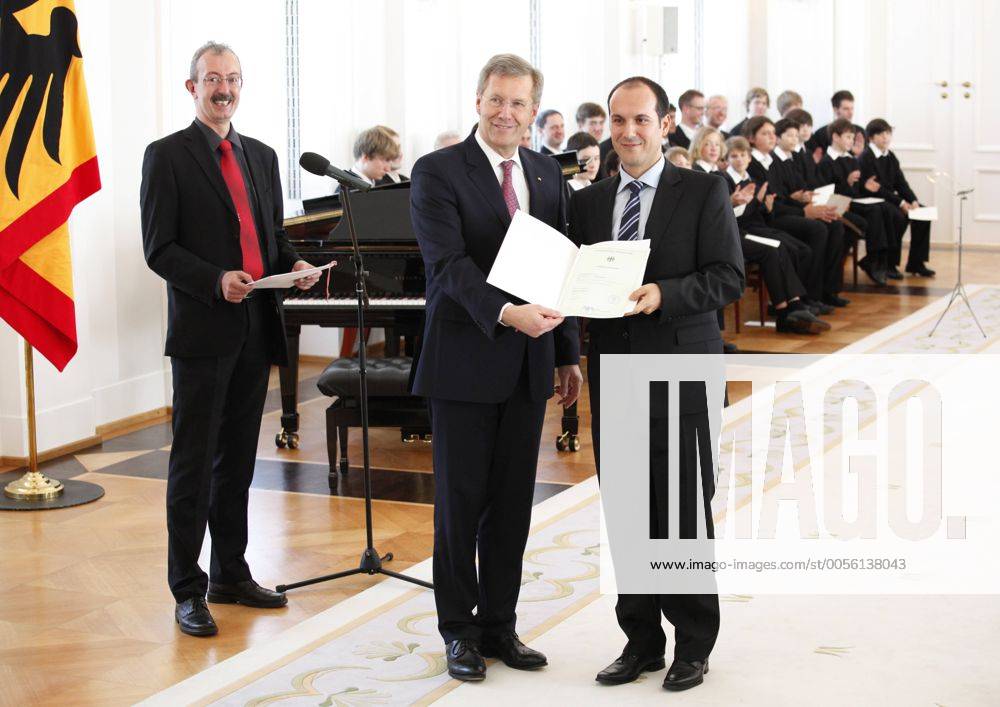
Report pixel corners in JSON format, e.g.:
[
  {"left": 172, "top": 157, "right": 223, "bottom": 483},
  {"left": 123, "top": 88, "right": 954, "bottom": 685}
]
[
  {"left": 278, "top": 178, "right": 433, "bottom": 593},
  {"left": 928, "top": 181, "right": 985, "bottom": 338}
]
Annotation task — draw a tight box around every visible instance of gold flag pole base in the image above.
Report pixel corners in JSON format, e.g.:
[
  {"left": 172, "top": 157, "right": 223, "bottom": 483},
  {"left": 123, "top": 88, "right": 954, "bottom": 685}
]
[
  {"left": 3, "top": 340, "right": 64, "bottom": 501},
  {"left": 4, "top": 471, "right": 64, "bottom": 500}
]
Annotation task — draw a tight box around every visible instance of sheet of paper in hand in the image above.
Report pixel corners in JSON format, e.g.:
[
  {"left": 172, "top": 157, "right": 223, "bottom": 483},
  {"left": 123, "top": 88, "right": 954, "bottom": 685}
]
[{"left": 486, "top": 210, "right": 651, "bottom": 318}]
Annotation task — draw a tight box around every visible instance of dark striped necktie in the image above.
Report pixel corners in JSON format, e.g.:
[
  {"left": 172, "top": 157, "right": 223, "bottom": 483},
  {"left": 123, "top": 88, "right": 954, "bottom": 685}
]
[{"left": 617, "top": 180, "right": 645, "bottom": 241}]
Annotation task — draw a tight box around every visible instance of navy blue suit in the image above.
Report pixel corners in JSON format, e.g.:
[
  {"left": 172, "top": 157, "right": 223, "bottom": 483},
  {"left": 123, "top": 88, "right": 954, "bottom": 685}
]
[{"left": 409, "top": 130, "right": 579, "bottom": 643}]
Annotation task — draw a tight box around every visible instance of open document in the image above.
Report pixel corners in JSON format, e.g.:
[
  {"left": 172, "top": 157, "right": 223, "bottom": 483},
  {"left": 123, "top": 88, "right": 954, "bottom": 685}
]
[
  {"left": 908, "top": 206, "right": 938, "bottom": 221},
  {"left": 487, "top": 210, "right": 651, "bottom": 318},
  {"left": 249, "top": 261, "right": 336, "bottom": 289}
]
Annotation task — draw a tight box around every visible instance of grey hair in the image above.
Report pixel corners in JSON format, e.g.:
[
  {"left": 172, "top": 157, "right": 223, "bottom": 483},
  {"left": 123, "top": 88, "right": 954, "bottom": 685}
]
[
  {"left": 189, "top": 41, "right": 239, "bottom": 82},
  {"left": 476, "top": 53, "right": 543, "bottom": 106},
  {"left": 433, "top": 130, "right": 462, "bottom": 150}
]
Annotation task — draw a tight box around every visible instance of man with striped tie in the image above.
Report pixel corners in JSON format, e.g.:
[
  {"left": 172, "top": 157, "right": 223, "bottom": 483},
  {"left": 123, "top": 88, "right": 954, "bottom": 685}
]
[
  {"left": 568, "top": 77, "right": 743, "bottom": 692},
  {"left": 409, "top": 54, "right": 582, "bottom": 682}
]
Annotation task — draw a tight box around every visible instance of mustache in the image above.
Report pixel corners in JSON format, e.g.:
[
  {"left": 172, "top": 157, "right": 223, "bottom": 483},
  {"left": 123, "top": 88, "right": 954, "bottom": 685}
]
[{"left": 211, "top": 93, "right": 234, "bottom": 102}]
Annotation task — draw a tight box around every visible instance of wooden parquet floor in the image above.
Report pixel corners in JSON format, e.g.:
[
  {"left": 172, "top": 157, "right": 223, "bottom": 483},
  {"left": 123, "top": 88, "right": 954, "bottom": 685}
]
[{"left": 0, "top": 247, "right": 998, "bottom": 705}]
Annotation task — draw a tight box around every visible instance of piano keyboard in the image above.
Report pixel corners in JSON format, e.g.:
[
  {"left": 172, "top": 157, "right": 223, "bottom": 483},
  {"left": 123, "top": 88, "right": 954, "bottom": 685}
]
[{"left": 283, "top": 296, "right": 426, "bottom": 309}]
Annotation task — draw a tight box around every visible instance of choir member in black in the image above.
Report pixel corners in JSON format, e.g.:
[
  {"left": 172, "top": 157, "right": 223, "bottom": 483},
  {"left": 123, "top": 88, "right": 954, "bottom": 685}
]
[
  {"left": 723, "top": 137, "right": 830, "bottom": 334},
  {"left": 730, "top": 87, "right": 770, "bottom": 141},
  {"left": 784, "top": 108, "right": 822, "bottom": 188},
  {"left": 689, "top": 127, "right": 725, "bottom": 175},
  {"left": 806, "top": 90, "right": 866, "bottom": 157},
  {"left": 745, "top": 116, "right": 849, "bottom": 308},
  {"left": 535, "top": 108, "right": 564, "bottom": 154},
  {"left": 776, "top": 90, "right": 803, "bottom": 118},
  {"left": 817, "top": 118, "right": 899, "bottom": 283},
  {"left": 665, "top": 146, "right": 691, "bottom": 169},
  {"left": 860, "top": 118, "right": 935, "bottom": 277}
]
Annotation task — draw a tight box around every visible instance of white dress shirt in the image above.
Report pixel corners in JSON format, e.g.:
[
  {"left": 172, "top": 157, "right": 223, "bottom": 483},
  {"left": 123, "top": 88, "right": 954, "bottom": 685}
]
[
  {"left": 773, "top": 146, "right": 793, "bottom": 162},
  {"left": 678, "top": 122, "right": 700, "bottom": 142},
  {"left": 869, "top": 143, "right": 888, "bottom": 159},
  {"left": 476, "top": 129, "right": 530, "bottom": 214},
  {"left": 351, "top": 162, "right": 377, "bottom": 187},
  {"left": 612, "top": 156, "right": 665, "bottom": 240},
  {"left": 727, "top": 165, "right": 749, "bottom": 184},
  {"left": 751, "top": 148, "right": 773, "bottom": 169},
  {"left": 696, "top": 159, "right": 719, "bottom": 173},
  {"left": 826, "top": 145, "right": 849, "bottom": 160}
]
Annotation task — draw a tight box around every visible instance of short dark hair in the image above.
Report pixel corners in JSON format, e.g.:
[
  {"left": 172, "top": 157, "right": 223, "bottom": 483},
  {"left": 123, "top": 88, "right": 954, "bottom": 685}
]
[
  {"left": 575, "top": 101, "right": 606, "bottom": 125},
  {"left": 831, "top": 90, "right": 854, "bottom": 109},
  {"left": 829, "top": 118, "right": 856, "bottom": 136},
  {"left": 667, "top": 103, "right": 676, "bottom": 115},
  {"left": 603, "top": 149, "right": 620, "bottom": 176},
  {"left": 607, "top": 76, "right": 670, "bottom": 120},
  {"left": 535, "top": 109, "right": 562, "bottom": 130},
  {"left": 743, "top": 115, "right": 774, "bottom": 140},
  {"left": 773, "top": 118, "right": 801, "bottom": 138},
  {"left": 784, "top": 107, "right": 813, "bottom": 127},
  {"left": 678, "top": 89, "right": 704, "bottom": 109},
  {"left": 866, "top": 118, "right": 893, "bottom": 138},
  {"left": 566, "top": 131, "right": 599, "bottom": 152}
]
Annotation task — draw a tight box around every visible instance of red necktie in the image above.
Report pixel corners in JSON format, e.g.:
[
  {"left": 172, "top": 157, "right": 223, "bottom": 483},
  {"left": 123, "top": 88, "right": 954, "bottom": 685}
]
[
  {"left": 218, "top": 139, "right": 264, "bottom": 281},
  {"left": 501, "top": 160, "right": 520, "bottom": 217}
]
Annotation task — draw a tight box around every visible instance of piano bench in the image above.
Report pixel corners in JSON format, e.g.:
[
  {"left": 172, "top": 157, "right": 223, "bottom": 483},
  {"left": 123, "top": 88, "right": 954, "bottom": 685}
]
[{"left": 317, "top": 357, "right": 431, "bottom": 484}]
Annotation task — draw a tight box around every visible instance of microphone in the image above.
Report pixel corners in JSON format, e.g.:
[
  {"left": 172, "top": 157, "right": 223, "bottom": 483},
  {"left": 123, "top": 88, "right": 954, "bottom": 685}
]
[{"left": 299, "top": 152, "right": 372, "bottom": 192}]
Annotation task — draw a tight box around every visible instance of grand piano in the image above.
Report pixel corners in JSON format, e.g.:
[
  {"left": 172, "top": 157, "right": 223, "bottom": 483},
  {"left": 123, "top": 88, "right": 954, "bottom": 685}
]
[{"left": 276, "top": 156, "right": 586, "bottom": 453}]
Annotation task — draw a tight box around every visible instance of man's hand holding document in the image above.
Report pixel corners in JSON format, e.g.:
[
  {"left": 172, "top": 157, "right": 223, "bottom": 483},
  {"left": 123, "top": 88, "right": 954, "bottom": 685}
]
[{"left": 487, "top": 210, "right": 651, "bottom": 319}]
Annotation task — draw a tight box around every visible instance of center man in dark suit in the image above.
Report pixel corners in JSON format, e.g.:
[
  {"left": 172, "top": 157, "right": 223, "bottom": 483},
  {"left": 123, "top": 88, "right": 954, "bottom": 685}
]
[
  {"left": 568, "top": 77, "right": 743, "bottom": 692},
  {"left": 409, "top": 54, "right": 582, "bottom": 682},
  {"left": 140, "top": 41, "right": 320, "bottom": 637}
]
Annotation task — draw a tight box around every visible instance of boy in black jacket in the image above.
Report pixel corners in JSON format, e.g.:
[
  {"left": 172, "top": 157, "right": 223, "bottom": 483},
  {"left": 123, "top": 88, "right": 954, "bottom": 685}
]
[
  {"left": 860, "top": 119, "right": 935, "bottom": 277},
  {"left": 817, "top": 118, "right": 898, "bottom": 283}
]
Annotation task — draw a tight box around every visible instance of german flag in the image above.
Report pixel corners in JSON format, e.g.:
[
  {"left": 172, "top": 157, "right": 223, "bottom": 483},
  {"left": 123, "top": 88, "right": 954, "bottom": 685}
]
[{"left": 0, "top": 0, "right": 100, "bottom": 371}]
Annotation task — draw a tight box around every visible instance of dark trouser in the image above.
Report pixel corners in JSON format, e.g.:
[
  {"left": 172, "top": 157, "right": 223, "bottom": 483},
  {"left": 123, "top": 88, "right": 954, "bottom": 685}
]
[
  {"left": 889, "top": 206, "right": 932, "bottom": 269},
  {"left": 429, "top": 361, "right": 547, "bottom": 644},
  {"left": 590, "top": 356, "right": 721, "bottom": 662},
  {"left": 166, "top": 298, "right": 271, "bottom": 603},
  {"left": 741, "top": 237, "right": 806, "bottom": 305},
  {"left": 772, "top": 215, "right": 844, "bottom": 299},
  {"left": 851, "top": 203, "right": 890, "bottom": 258},
  {"left": 753, "top": 225, "right": 813, "bottom": 288}
]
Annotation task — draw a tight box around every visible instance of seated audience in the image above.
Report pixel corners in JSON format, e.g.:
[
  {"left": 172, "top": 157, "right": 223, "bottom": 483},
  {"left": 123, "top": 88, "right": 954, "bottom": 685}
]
[
  {"left": 706, "top": 94, "right": 730, "bottom": 137},
  {"left": 818, "top": 118, "right": 900, "bottom": 284},
  {"left": 860, "top": 118, "right": 934, "bottom": 277},
  {"left": 433, "top": 130, "right": 462, "bottom": 150},
  {"left": 670, "top": 89, "right": 706, "bottom": 149},
  {"left": 341, "top": 125, "right": 400, "bottom": 191},
  {"left": 776, "top": 90, "right": 803, "bottom": 117},
  {"left": 375, "top": 125, "right": 408, "bottom": 184},
  {"left": 520, "top": 127, "right": 533, "bottom": 149},
  {"left": 602, "top": 149, "right": 620, "bottom": 179},
  {"left": 575, "top": 101, "right": 607, "bottom": 142},
  {"left": 807, "top": 89, "right": 867, "bottom": 156},
  {"left": 689, "top": 126, "right": 726, "bottom": 175},
  {"left": 665, "top": 146, "right": 691, "bottom": 169}
]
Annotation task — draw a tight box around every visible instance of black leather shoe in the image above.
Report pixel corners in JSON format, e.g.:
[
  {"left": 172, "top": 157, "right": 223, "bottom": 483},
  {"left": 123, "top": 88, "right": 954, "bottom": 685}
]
[
  {"left": 207, "top": 579, "right": 287, "bottom": 608},
  {"left": 907, "top": 265, "right": 936, "bottom": 277},
  {"left": 860, "top": 261, "right": 888, "bottom": 286},
  {"left": 662, "top": 658, "right": 709, "bottom": 691},
  {"left": 886, "top": 267, "right": 904, "bottom": 280},
  {"left": 481, "top": 631, "right": 547, "bottom": 669},
  {"left": 822, "top": 294, "right": 851, "bottom": 307},
  {"left": 802, "top": 298, "right": 834, "bottom": 316},
  {"left": 175, "top": 597, "right": 218, "bottom": 637},
  {"left": 776, "top": 308, "right": 830, "bottom": 334},
  {"left": 446, "top": 639, "right": 486, "bottom": 681},
  {"left": 595, "top": 652, "right": 665, "bottom": 685},
  {"left": 723, "top": 341, "right": 739, "bottom": 353}
]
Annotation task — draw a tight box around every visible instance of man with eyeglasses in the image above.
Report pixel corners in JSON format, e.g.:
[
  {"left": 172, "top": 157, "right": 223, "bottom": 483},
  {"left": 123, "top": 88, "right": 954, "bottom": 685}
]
[
  {"left": 409, "top": 53, "right": 582, "bottom": 682},
  {"left": 140, "top": 41, "right": 320, "bottom": 637}
]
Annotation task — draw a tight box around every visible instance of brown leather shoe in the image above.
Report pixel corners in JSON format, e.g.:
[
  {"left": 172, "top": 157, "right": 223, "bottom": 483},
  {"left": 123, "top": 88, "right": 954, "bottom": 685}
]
[{"left": 207, "top": 579, "right": 287, "bottom": 608}]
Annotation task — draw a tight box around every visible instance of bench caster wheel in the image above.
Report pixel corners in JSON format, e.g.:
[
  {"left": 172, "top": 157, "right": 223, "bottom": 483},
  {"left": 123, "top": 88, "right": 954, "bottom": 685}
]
[{"left": 275, "top": 430, "right": 299, "bottom": 450}]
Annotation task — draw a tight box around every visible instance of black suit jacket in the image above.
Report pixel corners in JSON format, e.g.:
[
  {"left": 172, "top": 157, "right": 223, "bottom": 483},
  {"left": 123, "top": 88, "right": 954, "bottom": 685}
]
[
  {"left": 670, "top": 128, "right": 692, "bottom": 150},
  {"left": 140, "top": 122, "right": 299, "bottom": 364},
  {"left": 858, "top": 148, "right": 917, "bottom": 206},
  {"left": 817, "top": 153, "right": 863, "bottom": 197},
  {"left": 409, "top": 132, "right": 580, "bottom": 404},
  {"left": 596, "top": 137, "right": 615, "bottom": 180},
  {"left": 568, "top": 163, "right": 744, "bottom": 413}
]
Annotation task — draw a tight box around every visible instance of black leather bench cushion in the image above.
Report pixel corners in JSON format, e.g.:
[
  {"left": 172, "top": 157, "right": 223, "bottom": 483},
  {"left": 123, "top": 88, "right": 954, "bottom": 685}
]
[{"left": 317, "top": 356, "right": 413, "bottom": 398}]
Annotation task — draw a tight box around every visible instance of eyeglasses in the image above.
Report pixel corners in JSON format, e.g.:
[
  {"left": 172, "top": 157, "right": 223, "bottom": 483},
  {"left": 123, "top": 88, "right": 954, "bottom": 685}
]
[
  {"left": 485, "top": 95, "right": 531, "bottom": 112},
  {"left": 202, "top": 74, "right": 243, "bottom": 87}
]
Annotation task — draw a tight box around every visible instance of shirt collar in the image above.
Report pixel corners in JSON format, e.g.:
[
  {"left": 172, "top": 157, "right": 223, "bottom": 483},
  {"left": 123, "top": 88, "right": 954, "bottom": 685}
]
[
  {"left": 618, "top": 155, "right": 665, "bottom": 193},
  {"left": 793, "top": 143, "right": 804, "bottom": 153},
  {"left": 869, "top": 143, "right": 888, "bottom": 159},
  {"left": 696, "top": 159, "right": 718, "bottom": 172},
  {"left": 827, "top": 145, "right": 849, "bottom": 160},
  {"left": 351, "top": 162, "right": 377, "bottom": 186},
  {"left": 773, "top": 146, "right": 793, "bottom": 162},
  {"left": 476, "top": 129, "right": 524, "bottom": 173},
  {"left": 194, "top": 117, "right": 242, "bottom": 152},
  {"left": 727, "top": 165, "right": 748, "bottom": 183},
  {"left": 679, "top": 122, "right": 700, "bottom": 140},
  {"left": 751, "top": 148, "right": 773, "bottom": 168}
]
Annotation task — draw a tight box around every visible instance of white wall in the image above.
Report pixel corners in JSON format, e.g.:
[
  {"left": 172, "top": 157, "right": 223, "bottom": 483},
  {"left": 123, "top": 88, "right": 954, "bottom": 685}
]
[{"left": 1, "top": 0, "right": 993, "bottom": 457}]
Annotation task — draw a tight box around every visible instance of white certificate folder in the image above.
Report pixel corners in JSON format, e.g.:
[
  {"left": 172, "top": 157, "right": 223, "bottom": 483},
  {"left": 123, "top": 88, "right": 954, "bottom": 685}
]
[{"left": 487, "top": 210, "right": 651, "bottom": 318}]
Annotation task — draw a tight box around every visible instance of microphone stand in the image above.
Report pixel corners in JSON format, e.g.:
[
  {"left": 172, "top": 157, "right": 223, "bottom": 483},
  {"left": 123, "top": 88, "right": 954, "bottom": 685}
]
[
  {"left": 277, "top": 181, "right": 433, "bottom": 593},
  {"left": 929, "top": 187, "right": 986, "bottom": 338}
]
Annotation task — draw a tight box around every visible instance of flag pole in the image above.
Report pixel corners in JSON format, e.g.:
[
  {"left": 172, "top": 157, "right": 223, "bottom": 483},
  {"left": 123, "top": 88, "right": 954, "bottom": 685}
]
[{"left": 3, "top": 341, "right": 64, "bottom": 500}]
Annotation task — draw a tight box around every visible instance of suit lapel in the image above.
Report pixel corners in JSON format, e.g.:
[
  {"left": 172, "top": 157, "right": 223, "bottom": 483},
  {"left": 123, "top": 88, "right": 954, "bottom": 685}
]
[
  {"left": 464, "top": 134, "right": 512, "bottom": 228},
  {"left": 182, "top": 123, "right": 237, "bottom": 218},
  {"left": 592, "top": 176, "right": 618, "bottom": 244},
  {"left": 644, "top": 161, "right": 684, "bottom": 253}
]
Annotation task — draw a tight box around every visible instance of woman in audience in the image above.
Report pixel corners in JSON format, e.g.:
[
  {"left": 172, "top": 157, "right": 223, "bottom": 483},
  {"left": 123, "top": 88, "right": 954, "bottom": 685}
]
[{"left": 730, "top": 87, "right": 770, "bottom": 140}]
